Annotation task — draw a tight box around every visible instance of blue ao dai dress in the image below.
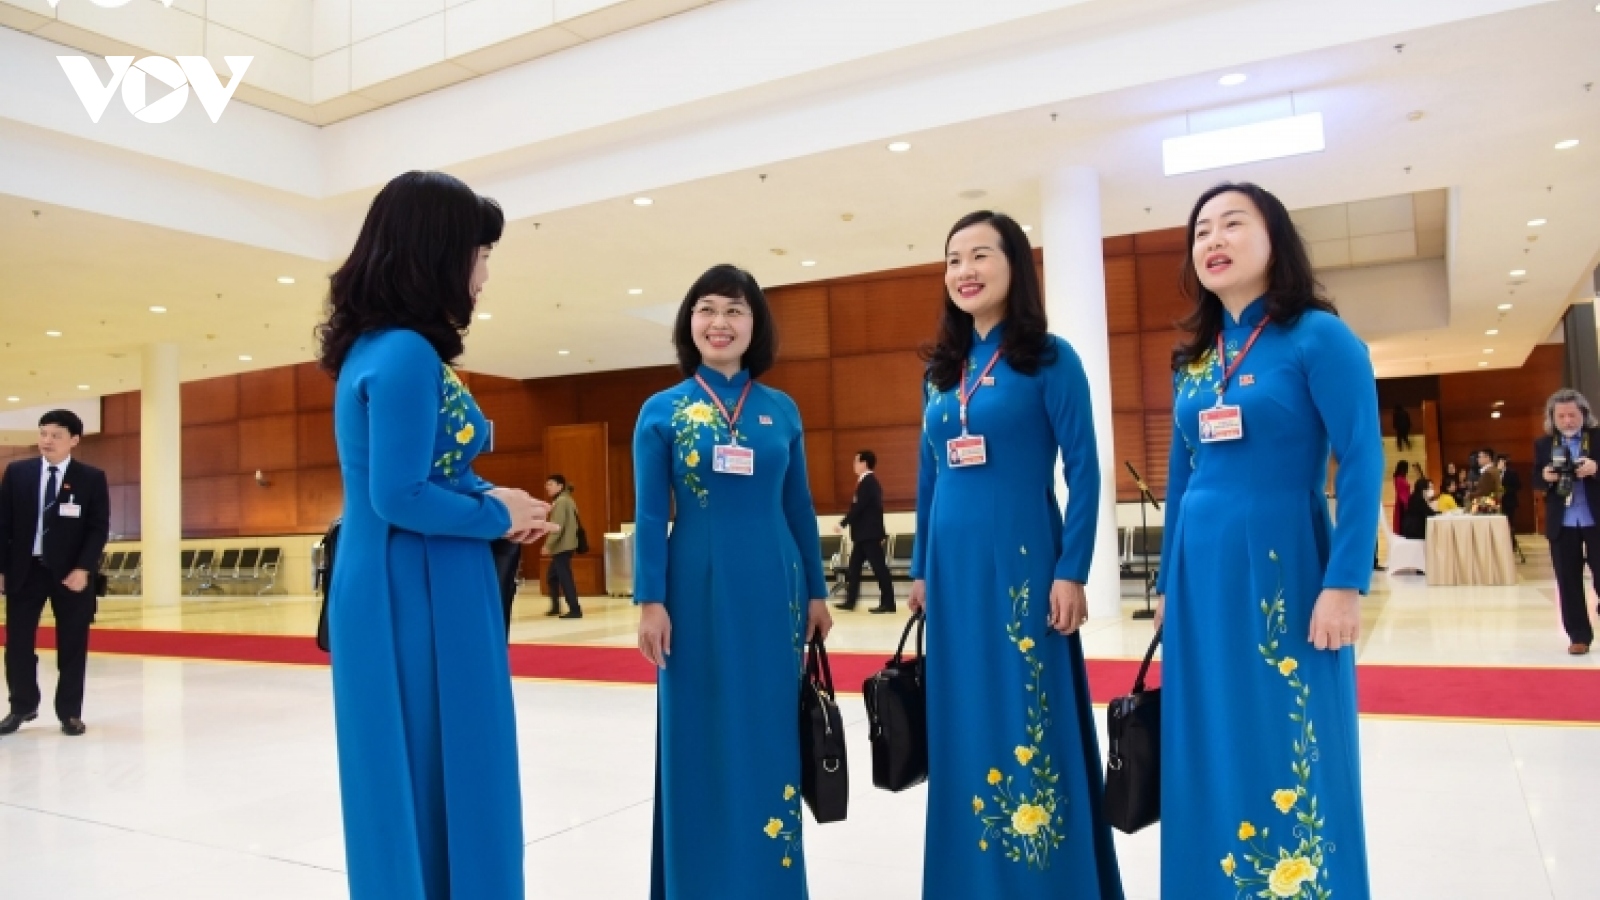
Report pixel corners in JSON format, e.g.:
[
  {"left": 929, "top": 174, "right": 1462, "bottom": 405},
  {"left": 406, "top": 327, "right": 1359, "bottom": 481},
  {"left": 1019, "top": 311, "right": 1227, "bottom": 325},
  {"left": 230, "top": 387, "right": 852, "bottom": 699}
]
[
  {"left": 1157, "top": 298, "right": 1380, "bottom": 899},
  {"left": 910, "top": 325, "right": 1125, "bottom": 898},
  {"left": 632, "top": 366, "right": 828, "bottom": 900}
]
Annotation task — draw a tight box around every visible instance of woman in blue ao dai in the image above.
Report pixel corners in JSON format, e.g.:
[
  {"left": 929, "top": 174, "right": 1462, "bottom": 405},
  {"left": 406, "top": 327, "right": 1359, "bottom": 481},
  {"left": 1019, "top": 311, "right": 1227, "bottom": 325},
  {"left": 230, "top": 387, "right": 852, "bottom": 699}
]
[
  {"left": 909, "top": 212, "right": 1124, "bottom": 899},
  {"left": 319, "top": 171, "right": 553, "bottom": 899},
  {"left": 633, "top": 264, "right": 832, "bottom": 899},
  {"left": 1156, "top": 182, "right": 1380, "bottom": 900}
]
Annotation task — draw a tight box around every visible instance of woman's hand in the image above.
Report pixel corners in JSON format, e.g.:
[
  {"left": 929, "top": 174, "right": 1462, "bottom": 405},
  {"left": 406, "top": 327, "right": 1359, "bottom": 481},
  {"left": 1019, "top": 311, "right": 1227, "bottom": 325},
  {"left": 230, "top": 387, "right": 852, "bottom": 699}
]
[
  {"left": 807, "top": 600, "right": 833, "bottom": 643},
  {"left": 1048, "top": 579, "right": 1088, "bottom": 635},
  {"left": 488, "top": 487, "right": 549, "bottom": 536},
  {"left": 908, "top": 579, "right": 927, "bottom": 615},
  {"left": 1308, "top": 588, "right": 1361, "bottom": 651},
  {"left": 638, "top": 603, "right": 672, "bottom": 669}
]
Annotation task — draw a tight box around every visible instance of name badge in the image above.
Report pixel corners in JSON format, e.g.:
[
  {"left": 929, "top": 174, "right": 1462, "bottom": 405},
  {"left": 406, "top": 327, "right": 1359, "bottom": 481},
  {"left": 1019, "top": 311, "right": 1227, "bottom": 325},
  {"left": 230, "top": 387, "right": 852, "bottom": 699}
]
[
  {"left": 947, "top": 434, "right": 988, "bottom": 467},
  {"left": 59, "top": 502, "right": 82, "bottom": 518},
  {"left": 712, "top": 444, "right": 754, "bottom": 476},
  {"left": 1199, "top": 405, "right": 1244, "bottom": 443}
]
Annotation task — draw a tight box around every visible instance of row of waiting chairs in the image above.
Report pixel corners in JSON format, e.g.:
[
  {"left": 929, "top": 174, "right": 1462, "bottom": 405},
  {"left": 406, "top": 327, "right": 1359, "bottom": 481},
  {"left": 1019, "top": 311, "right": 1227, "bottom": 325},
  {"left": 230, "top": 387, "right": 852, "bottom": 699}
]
[
  {"left": 819, "top": 533, "right": 916, "bottom": 597},
  {"left": 98, "top": 548, "right": 282, "bottom": 596}
]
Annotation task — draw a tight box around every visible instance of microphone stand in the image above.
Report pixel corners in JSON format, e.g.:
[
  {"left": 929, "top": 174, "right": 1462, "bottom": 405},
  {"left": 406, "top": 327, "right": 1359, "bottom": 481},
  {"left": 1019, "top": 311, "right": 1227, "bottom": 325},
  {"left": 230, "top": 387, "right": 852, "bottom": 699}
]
[{"left": 1125, "top": 461, "right": 1160, "bottom": 621}]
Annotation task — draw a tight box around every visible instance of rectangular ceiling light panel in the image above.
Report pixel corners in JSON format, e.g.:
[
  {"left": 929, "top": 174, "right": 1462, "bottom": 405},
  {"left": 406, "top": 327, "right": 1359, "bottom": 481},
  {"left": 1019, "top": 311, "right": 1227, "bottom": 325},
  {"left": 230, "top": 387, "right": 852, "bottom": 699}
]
[{"left": 1162, "top": 112, "right": 1326, "bottom": 177}]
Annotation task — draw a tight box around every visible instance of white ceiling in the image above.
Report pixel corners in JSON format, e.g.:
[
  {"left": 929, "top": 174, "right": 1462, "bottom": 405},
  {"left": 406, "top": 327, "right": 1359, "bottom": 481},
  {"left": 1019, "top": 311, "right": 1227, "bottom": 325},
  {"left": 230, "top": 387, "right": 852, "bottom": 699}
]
[{"left": 0, "top": 0, "right": 1597, "bottom": 409}]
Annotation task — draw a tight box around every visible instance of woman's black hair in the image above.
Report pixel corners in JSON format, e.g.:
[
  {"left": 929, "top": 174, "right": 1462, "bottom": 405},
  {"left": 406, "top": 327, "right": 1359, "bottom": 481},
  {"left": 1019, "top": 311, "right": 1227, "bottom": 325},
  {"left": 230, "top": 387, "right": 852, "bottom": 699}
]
[
  {"left": 921, "top": 211, "right": 1055, "bottom": 393},
  {"left": 1171, "top": 182, "right": 1336, "bottom": 371},
  {"left": 546, "top": 473, "right": 569, "bottom": 490},
  {"left": 672, "top": 264, "right": 778, "bottom": 378},
  {"left": 317, "top": 170, "right": 504, "bottom": 376},
  {"left": 1415, "top": 477, "right": 1434, "bottom": 496},
  {"left": 1393, "top": 460, "right": 1410, "bottom": 479}
]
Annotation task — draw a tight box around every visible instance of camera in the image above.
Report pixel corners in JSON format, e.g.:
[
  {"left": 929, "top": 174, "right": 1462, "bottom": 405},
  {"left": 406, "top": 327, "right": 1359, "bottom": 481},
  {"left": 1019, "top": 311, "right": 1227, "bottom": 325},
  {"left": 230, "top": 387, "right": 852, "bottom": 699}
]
[{"left": 1551, "top": 444, "right": 1577, "bottom": 500}]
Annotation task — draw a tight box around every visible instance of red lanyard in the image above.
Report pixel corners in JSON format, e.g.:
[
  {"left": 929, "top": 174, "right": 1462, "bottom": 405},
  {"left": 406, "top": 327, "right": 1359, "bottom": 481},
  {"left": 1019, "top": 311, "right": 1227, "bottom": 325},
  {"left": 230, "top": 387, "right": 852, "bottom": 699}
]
[
  {"left": 1214, "top": 317, "right": 1270, "bottom": 403},
  {"left": 694, "top": 375, "right": 753, "bottom": 444},
  {"left": 958, "top": 350, "right": 1004, "bottom": 435}
]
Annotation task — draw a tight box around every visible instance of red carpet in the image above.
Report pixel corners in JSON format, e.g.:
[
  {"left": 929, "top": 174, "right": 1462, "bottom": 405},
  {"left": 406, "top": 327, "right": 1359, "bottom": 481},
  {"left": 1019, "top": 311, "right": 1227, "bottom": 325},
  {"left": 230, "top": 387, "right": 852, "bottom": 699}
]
[{"left": 39, "top": 626, "right": 1600, "bottom": 725}]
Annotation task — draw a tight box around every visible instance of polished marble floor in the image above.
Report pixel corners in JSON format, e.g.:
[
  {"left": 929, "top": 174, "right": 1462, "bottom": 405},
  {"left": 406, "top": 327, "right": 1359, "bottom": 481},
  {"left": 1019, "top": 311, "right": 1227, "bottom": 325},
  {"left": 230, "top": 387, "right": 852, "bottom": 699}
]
[{"left": 2, "top": 548, "right": 1598, "bottom": 898}]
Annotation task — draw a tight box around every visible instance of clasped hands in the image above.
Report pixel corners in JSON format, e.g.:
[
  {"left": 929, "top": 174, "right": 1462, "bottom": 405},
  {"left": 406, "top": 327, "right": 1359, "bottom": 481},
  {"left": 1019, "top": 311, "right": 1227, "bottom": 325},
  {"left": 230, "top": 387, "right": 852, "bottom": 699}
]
[{"left": 486, "top": 487, "right": 559, "bottom": 544}]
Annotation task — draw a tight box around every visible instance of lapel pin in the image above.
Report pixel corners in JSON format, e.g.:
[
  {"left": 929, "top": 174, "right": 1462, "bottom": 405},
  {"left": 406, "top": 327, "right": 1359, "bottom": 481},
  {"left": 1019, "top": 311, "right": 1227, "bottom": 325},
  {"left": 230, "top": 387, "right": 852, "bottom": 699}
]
[{"left": 1240, "top": 374, "right": 1256, "bottom": 387}]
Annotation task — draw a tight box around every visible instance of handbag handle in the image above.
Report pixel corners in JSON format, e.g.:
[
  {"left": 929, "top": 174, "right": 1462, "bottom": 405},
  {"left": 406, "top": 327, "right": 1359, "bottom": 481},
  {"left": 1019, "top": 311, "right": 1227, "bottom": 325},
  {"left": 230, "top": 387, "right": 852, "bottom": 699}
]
[
  {"left": 1131, "top": 626, "right": 1162, "bottom": 695},
  {"left": 806, "top": 638, "right": 837, "bottom": 700},
  {"left": 891, "top": 612, "right": 925, "bottom": 665}
]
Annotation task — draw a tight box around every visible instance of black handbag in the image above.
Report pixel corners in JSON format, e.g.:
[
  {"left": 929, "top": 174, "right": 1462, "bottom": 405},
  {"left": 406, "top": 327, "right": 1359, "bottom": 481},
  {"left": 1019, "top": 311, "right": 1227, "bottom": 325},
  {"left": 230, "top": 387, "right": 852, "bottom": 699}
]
[
  {"left": 863, "top": 612, "right": 928, "bottom": 792},
  {"left": 313, "top": 518, "right": 342, "bottom": 653},
  {"left": 799, "top": 638, "right": 849, "bottom": 823},
  {"left": 1103, "top": 627, "right": 1162, "bottom": 834}
]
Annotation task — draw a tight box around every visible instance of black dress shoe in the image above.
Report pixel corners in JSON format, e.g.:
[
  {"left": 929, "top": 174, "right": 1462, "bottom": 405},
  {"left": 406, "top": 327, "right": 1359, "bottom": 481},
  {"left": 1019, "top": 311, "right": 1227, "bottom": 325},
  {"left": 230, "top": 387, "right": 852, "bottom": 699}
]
[
  {"left": 833, "top": 601, "right": 857, "bottom": 611},
  {"left": 61, "top": 718, "right": 86, "bottom": 737},
  {"left": 0, "top": 711, "right": 37, "bottom": 735},
  {"left": 544, "top": 609, "right": 561, "bottom": 617},
  {"left": 869, "top": 606, "right": 897, "bottom": 614},
  {"left": 559, "top": 610, "right": 583, "bottom": 619}
]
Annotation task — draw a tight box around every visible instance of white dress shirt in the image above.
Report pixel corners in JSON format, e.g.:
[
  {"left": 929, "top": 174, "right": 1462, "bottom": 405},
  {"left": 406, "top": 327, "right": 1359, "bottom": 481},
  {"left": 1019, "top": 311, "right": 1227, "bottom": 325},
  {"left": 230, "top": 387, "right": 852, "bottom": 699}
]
[{"left": 34, "top": 455, "right": 71, "bottom": 557}]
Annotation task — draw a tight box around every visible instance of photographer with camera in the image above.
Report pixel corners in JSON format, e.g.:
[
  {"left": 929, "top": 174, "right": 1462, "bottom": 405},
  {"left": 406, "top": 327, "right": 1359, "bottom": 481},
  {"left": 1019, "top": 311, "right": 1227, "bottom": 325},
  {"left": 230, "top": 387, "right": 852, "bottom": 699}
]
[{"left": 1534, "top": 389, "right": 1600, "bottom": 655}]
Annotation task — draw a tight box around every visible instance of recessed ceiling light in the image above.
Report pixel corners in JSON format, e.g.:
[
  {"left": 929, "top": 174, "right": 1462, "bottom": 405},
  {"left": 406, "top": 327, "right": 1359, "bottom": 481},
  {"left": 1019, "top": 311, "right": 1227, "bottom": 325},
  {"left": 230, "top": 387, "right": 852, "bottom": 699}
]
[
  {"left": 558, "top": 349, "right": 570, "bottom": 356},
  {"left": 801, "top": 260, "right": 817, "bottom": 267},
  {"left": 1555, "top": 139, "right": 1580, "bottom": 150},
  {"left": 1483, "top": 348, "right": 1495, "bottom": 354},
  {"left": 1510, "top": 269, "right": 1526, "bottom": 277},
  {"left": 477, "top": 313, "right": 492, "bottom": 320},
  {"left": 1478, "top": 361, "right": 1489, "bottom": 368},
  {"left": 628, "top": 288, "right": 643, "bottom": 295},
  {"left": 277, "top": 276, "right": 295, "bottom": 285},
  {"left": 887, "top": 141, "right": 911, "bottom": 153},
  {"left": 1493, "top": 401, "right": 1506, "bottom": 407},
  {"left": 1486, "top": 329, "right": 1499, "bottom": 335},
  {"left": 77, "top": 385, "right": 89, "bottom": 391},
  {"left": 1406, "top": 110, "right": 1425, "bottom": 122},
  {"left": 45, "top": 331, "right": 61, "bottom": 337},
  {"left": 238, "top": 355, "right": 253, "bottom": 361},
  {"left": 1491, "top": 411, "right": 1502, "bottom": 419},
  {"left": 149, "top": 305, "right": 167, "bottom": 313},
  {"left": 1021, "top": 225, "right": 1033, "bottom": 232},
  {"left": 5, "top": 397, "right": 18, "bottom": 403},
  {"left": 1498, "top": 303, "right": 1514, "bottom": 310},
  {"left": 633, "top": 196, "right": 653, "bottom": 206},
  {"left": 1218, "top": 73, "right": 1247, "bottom": 86},
  {"left": 1528, "top": 218, "right": 1547, "bottom": 227}
]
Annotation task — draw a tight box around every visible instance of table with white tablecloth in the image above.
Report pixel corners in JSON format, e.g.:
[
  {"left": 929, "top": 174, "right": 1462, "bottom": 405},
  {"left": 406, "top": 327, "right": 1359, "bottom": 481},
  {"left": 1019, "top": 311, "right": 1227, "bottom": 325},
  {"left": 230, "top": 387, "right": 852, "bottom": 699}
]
[{"left": 1425, "top": 514, "right": 1517, "bottom": 586}]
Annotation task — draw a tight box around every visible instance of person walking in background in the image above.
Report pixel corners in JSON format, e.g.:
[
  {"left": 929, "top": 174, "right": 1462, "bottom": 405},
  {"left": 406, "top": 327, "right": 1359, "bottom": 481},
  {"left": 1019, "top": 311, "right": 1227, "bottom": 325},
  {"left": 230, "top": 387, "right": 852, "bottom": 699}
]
[
  {"left": 1534, "top": 389, "right": 1600, "bottom": 655},
  {"left": 908, "top": 210, "right": 1123, "bottom": 898},
  {"left": 0, "top": 409, "right": 110, "bottom": 738},
  {"left": 1392, "top": 403, "right": 1413, "bottom": 450},
  {"left": 834, "top": 450, "right": 895, "bottom": 614},
  {"left": 1392, "top": 459, "right": 1411, "bottom": 535},
  {"left": 541, "top": 474, "right": 583, "bottom": 619},
  {"left": 317, "top": 170, "right": 552, "bottom": 899},
  {"left": 633, "top": 264, "right": 831, "bottom": 899},
  {"left": 1155, "top": 182, "right": 1380, "bottom": 900},
  {"left": 1469, "top": 448, "right": 1501, "bottom": 504}
]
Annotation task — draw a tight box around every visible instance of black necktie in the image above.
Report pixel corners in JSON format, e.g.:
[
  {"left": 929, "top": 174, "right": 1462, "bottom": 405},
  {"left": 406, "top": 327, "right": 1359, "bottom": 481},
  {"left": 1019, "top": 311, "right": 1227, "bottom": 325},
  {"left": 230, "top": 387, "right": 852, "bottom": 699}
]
[{"left": 45, "top": 465, "right": 58, "bottom": 511}]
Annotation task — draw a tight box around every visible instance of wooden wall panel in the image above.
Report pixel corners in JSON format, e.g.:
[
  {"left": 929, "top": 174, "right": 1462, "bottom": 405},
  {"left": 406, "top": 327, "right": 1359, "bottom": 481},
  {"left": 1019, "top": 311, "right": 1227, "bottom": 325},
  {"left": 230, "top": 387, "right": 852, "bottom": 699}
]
[
  {"left": 1103, "top": 235, "right": 1136, "bottom": 257},
  {"left": 606, "top": 443, "right": 633, "bottom": 537},
  {"left": 110, "top": 484, "right": 139, "bottom": 538},
  {"left": 182, "top": 375, "right": 239, "bottom": 425},
  {"left": 1134, "top": 227, "right": 1187, "bottom": 254},
  {"left": 1139, "top": 331, "right": 1182, "bottom": 410},
  {"left": 1136, "top": 252, "right": 1189, "bottom": 333},
  {"left": 239, "top": 470, "right": 299, "bottom": 532},
  {"left": 474, "top": 387, "right": 539, "bottom": 453},
  {"left": 473, "top": 451, "right": 542, "bottom": 494},
  {"left": 296, "top": 467, "right": 344, "bottom": 531},
  {"left": 92, "top": 433, "right": 139, "bottom": 485},
  {"left": 828, "top": 276, "right": 943, "bottom": 357},
  {"left": 526, "top": 378, "right": 580, "bottom": 436},
  {"left": 1109, "top": 334, "right": 1143, "bottom": 413},
  {"left": 1143, "top": 413, "right": 1175, "bottom": 497},
  {"left": 833, "top": 426, "right": 920, "bottom": 508},
  {"left": 764, "top": 359, "right": 834, "bottom": 430},
  {"left": 239, "top": 368, "right": 296, "bottom": 416},
  {"left": 183, "top": 475, "right": 241, "bottom": 534},
  {"left": 239, "top": 414, "right": 297, "bottom": 473},
  {"left": 804, "top": 430, "right": 837, "bottom": 512},
  {"left": 1112, "top": 412, "right": 1149, "bottom": 502},
  {"left": 183, "top": 423, "right": 240, "bottom": 478},
  {"left": 102, "top": 393, "right": 138, "bottom": 435},
  {"left": 545, "top": 424, "right": 610, "bottom": 595},
  {"left": 295, "top": 362, "right": 335, "bottom": 411},
  {"left": 770, "top": 285, "right": 831, "bottom": 360},
  {"left": 577, "top": 367, "right": 681, "bottom": 437},
  {"left": 296, "top": 411, "right": 338, "bottom": 468},
  {"left": 1104, "top": 256, "right": 1140, "bottom": 335},
  {"left": 830, "top": 352, "right": 924, "bottom": 429}
]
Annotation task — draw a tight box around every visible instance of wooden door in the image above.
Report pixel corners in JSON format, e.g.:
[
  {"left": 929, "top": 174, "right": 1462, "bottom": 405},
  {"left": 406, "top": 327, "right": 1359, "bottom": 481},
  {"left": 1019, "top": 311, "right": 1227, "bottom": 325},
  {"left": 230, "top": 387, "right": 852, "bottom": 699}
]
[{"left": 544, "top": 423, "right": 610, "bottom": 596}]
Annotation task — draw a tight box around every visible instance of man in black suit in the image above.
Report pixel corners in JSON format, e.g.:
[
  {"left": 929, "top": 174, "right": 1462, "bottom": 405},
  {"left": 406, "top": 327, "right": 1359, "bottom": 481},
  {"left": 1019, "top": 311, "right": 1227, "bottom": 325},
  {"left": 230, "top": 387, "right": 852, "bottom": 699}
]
[
  {"left": 0, "top": 410, "right": 110, "bottom": 735},
  {"left": 1497, "top": 453, "right": 1525, "bottom": 561},
  {"left": 834, "top": 450, "right": 895, "bottom": 614},
  {"left": 1533, "top": 389, "right": 1600, "bottom": 655}
]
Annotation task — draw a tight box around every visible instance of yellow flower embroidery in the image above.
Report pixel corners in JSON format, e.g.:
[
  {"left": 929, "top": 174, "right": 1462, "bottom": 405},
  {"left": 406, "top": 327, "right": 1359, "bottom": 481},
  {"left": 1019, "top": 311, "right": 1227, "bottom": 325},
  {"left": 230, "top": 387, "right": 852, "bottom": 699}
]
[
  {"left": 1014, "top": 746, "right": 1035, "bottom": 765},
  {"left": 972, "top": 796, "right": 984, "bottom": 814},
  {"left": 1238, "top": 821, "right": 1256, "bottom": 841},
  {"left": 987, "top": 768, "right": 1002, "bottom": 786},
  {"left": 1268, "top": 857, "right": 1318, "bottom": 898},
  {"left": 1278, "top": 658, "right": 1298, "bottom": 677},
  {"left": 686, "top": 450, "right": 700, "bottom": 468},
  {"left": 782, "top": 857, "right": 792, "bottom": 868},
  {"left": 783, "top": 785, "right": 796, "bottom": 801},
  {"left": 454, "top": 423, "right": 474, "bottom": 445},
  {"left": 764, "top": 818, "right": 783, "bottom": 839},
  {"left": 685, "top": 401, "right": 716, "bottom": 425},
  {"left": 1017, "top": 637, "right": 1035, "bottom": 653},
  {"left": 979, "top": 839, "right": 988, "bottom": 851},
  {"left": 1221, "top": 854, "right": 1236, "bottom": 876},
  {"left": 1011, "top": 804, "right": 1050, "bottom": 836},
  {"left": 1272, "top": 789, "right": 1298, "bottom": 814}
]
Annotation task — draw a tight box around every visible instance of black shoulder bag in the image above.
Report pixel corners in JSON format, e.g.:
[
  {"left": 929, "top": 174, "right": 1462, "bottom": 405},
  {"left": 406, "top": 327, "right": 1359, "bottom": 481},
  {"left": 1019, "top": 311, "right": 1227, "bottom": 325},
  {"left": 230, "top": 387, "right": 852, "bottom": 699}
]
[
  {"left": 1103, "top": 626, "right": 1162, "bottom": 833},
  {"left": 863, "top": 612, "right": 928, "bottom": 792},
  {"left": 313, "top": 518, "right": 342, "bottom": 653},
  {"left": 799, "top": 637, "right": 849, "bottom": 823}
]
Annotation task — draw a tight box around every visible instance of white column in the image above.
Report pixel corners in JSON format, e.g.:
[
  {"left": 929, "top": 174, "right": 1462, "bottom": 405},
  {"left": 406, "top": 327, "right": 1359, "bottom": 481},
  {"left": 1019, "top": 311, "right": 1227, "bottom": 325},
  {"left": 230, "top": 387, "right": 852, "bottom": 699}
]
[
  {"left": 140, "top": 343, "right": 181, "bottom": 607},
  {"left": 1041, "top": 166, "right": 1121, "bottom": 620}
]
